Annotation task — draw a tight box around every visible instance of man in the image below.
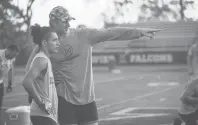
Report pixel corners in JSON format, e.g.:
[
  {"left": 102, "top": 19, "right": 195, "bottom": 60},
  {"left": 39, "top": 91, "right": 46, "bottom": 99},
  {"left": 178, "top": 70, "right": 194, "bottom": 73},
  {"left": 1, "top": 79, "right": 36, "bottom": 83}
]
[
  {"left": 49, "top": 6, "right": 161, "bottom": 125},
  {"left": 28, "top": 6, "right": 160, "bottom": 125},
  {"left": 0, "top": 44, "right": 19, "bottom": 110},
  {"left": 187, "top": 39, "right": 198, "bottom": 80}
]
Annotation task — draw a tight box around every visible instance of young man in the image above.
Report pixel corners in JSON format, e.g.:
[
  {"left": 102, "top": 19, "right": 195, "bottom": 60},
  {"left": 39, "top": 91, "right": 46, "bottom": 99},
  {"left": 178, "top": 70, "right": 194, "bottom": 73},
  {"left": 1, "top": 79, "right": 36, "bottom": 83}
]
[
  {"left": 28, "top": 6, "right": 161, "bottom": 125},
  {"left": 22, "top": 25, "right": 60, "bottom": 125},
  {"left": 0, "top": 44, "right": 19, "bottom": 110}
]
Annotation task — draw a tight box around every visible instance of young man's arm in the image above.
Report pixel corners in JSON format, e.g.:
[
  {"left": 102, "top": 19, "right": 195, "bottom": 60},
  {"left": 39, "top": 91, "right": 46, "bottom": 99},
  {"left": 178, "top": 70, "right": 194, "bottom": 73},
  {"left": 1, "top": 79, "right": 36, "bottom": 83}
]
[
  {"left": 180, "top": 79, "right": 198, "bottom": 105},
  {"left": 82, "top": 27, "right": 161, "bottom": 45},
  {"left": 22, "top": 57, "right": 49, "bottom": 113},
  {"left": 25, "top": 45, "right": 39, "bottom": 72}
]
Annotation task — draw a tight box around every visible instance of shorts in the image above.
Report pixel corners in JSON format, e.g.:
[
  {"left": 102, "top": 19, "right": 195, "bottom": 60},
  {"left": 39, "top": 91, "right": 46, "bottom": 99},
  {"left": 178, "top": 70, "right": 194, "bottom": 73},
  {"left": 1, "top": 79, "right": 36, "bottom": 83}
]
[
  {"left": 58, "top": 96, "right": 98, "bottom": 125},
  {"left": 179, "top": 110, "right": 198, "bottom": 125},
  {"left": 30, "top": 116, "right": 57, "bottom": 125}
]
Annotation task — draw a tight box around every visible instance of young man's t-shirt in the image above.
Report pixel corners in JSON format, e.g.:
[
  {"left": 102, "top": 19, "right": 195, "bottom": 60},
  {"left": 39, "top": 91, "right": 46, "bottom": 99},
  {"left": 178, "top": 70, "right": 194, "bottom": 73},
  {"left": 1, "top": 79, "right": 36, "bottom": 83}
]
[{"left": 29, "top": 51, "right": 58, "bottom": 123}]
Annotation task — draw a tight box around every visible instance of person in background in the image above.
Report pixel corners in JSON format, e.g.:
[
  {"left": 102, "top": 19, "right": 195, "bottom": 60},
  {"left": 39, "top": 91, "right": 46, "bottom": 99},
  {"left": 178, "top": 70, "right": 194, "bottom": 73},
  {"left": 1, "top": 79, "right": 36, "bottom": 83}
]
[
  {"left": 179, "top": 78, "right": 198, "bottom": 125},
  {"left": 173, "top": 35, "right": 198, "bottom": 125},
  {"left": 187, "top": 37, "right": 198, "bottom": 80},
  {"left": 22, "top": 24, "right": 60, "bottom": 125},
  {"left": 0, "top": 44, "right": 19, "bottom": 111}
]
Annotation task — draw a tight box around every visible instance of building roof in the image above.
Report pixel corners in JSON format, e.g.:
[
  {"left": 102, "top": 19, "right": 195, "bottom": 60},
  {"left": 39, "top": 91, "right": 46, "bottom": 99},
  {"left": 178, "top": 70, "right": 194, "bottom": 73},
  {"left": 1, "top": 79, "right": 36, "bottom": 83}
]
[{"left": 93, "top": 21, "right": 198, "bottom": 52}]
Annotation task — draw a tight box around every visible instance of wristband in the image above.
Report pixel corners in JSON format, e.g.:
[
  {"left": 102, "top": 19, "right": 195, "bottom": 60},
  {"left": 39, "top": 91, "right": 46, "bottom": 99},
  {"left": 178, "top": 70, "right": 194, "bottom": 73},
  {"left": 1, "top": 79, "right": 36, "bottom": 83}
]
[{"left": 41, "top": 98, "right": 52, "bottom": 111}]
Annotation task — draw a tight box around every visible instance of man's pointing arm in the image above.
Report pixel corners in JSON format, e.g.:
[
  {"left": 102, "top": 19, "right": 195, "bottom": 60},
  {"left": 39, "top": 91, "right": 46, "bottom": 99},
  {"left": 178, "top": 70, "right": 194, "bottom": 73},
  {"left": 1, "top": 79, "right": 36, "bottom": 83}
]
[{"left": 83, "top": 27, "right": 161, "bottom": 45}]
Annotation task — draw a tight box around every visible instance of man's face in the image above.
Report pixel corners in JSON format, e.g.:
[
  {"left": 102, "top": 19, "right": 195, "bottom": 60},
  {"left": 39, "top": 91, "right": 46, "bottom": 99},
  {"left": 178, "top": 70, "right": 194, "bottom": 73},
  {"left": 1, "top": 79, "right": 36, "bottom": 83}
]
[
  {"left": 53, "top": 19, "right": 70, "bottom": 33},
  {"left": 7, "top": 50, "right": 18, "bottom": 59}
]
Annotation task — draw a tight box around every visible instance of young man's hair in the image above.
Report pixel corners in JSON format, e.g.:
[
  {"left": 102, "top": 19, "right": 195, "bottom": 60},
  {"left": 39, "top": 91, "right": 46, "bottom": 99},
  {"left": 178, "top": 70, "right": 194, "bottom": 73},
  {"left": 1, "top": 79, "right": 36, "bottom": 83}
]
[
  {"left": 30, "top": 24, "right": 53, "bottom": 46},
  {"left": 7, "top": 44, "right": 20, "bottom": 52}
]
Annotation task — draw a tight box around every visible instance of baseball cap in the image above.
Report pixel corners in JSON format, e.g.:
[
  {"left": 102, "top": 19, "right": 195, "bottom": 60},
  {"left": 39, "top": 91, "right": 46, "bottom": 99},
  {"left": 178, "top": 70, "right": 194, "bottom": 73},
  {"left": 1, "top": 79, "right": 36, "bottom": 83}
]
[{"left": 49, "top": 6, "right": 75, "bottom": 22}]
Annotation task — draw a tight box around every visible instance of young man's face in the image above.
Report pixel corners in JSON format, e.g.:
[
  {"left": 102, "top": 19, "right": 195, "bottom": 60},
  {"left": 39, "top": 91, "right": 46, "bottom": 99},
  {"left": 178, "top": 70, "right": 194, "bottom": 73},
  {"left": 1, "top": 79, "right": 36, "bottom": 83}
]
[{"left": 46, "top": 32, "right": 60, "bottom": 53}]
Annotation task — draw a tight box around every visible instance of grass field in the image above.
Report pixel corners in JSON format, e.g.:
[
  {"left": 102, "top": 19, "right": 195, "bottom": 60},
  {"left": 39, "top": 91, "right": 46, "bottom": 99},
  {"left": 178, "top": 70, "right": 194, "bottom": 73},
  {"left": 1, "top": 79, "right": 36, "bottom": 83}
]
[{"left": 0, "top": 65, "right": 189, "bottom": 125}]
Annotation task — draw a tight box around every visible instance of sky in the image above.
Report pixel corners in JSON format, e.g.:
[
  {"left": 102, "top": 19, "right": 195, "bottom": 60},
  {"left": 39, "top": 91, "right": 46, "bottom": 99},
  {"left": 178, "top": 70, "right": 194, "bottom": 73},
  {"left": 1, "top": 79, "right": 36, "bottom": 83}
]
[
  {"left": 13, "top": 0, "right": 141, "bottom": 28},
  {"left": 13, "top": 0, "right": 198, "bottom": 28},
  {"left": 30, "top": 0, "right": 107, "bottom": 28}
]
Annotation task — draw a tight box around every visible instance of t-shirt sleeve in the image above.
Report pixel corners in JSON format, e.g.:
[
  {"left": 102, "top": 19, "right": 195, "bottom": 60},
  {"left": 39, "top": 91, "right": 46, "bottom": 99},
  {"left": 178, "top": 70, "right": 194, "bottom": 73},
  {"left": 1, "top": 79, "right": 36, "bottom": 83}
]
[{"left": 76, "top": 27, "right": 142, "bottom": 46}]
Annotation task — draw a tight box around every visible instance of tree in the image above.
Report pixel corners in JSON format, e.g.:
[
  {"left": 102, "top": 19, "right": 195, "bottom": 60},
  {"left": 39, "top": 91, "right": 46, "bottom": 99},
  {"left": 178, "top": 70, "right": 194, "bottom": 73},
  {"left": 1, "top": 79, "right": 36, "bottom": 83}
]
[
  {"left": 139, "top": 0, "right": 195, "bottom": 21},
  {"left": 102, "top": 0, "right": 196, "bottom": 23},
  {"left": 0, "top": 0, "right": 35, "bottom": 48},
  {"left": 0, "top": 0, "right": 36, "bottom": 65},
  {"left": 0, "top": 0, "right": 35, "bottom": 30},
  {"left": 102, "top": 0, "right": 134, "bottom": 23},
  {"left": 170, "top": 0, "right": 195, "bottom": 20},
  {"left": 77, "top": 24, "right": 87, "bottom": 28}
]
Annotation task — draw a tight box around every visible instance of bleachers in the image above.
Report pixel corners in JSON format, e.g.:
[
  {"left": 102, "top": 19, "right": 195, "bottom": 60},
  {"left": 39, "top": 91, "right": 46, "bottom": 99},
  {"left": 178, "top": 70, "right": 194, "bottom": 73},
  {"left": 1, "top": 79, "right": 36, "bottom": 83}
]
[{"left": 93, "top": 21, "right": 198, "bottom": 52}]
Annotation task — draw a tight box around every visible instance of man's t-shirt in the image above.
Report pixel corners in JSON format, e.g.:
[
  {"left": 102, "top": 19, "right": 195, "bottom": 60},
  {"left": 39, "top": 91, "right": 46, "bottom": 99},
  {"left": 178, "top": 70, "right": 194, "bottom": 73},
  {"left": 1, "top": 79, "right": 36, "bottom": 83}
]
[
  {"left": 51, "top": 29, "right": 94, "bottom": 105},
  {"left": 51, "top": 27, "right": 142, "bottom": 105}
]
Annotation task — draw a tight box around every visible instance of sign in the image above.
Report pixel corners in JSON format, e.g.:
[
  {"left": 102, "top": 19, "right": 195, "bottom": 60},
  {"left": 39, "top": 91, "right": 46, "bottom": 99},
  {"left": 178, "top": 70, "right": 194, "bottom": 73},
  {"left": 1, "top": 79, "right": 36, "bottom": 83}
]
[
  {"left": 92, "top": 55, "right": 116, "bottom": 65},
  {"left": 92, "top": 50, "right": 187, "bottom": 65},
  {"left": 129, "top": 53, "right": 173, "bottom": 63},
  {"left": 125, "top": 51, "right": 187, "bottom": 64},
  {"left": 92, "top": 55, "right": 108, "bottom": 64}
]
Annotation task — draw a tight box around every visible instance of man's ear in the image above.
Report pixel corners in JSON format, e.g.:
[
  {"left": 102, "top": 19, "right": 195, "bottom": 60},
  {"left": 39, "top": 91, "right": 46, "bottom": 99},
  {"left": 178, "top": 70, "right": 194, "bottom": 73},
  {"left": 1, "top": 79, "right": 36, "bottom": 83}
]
[{"left": 50, "top": 19, "right": 57, "bottom": 28}]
